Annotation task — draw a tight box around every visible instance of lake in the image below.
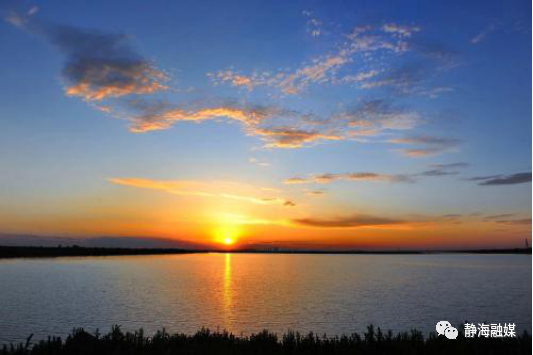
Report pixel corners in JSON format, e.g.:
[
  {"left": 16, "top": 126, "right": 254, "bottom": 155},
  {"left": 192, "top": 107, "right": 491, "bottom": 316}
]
[{"left": 0, "top": 253, "right": 530, "bottom": 343}]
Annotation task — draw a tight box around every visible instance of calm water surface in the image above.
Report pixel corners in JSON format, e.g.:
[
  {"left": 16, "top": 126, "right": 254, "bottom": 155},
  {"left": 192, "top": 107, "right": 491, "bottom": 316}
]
[{"left": 0, "top": 253, "right": 530, "bottom": 342}]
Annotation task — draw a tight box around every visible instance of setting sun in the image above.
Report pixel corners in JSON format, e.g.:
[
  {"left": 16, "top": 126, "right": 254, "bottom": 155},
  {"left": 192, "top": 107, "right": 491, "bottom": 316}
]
[
  {"left": 223, "top": 237, "right": 235, "bottom": 245},
  {"left": 213, "top": 224, "right": 241, "bottom": 247}
]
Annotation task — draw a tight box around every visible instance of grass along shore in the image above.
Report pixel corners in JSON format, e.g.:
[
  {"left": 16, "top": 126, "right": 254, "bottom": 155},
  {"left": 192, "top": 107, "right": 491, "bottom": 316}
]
[{"left": 2, "top": 325, "right": 530, "bottom": 355}]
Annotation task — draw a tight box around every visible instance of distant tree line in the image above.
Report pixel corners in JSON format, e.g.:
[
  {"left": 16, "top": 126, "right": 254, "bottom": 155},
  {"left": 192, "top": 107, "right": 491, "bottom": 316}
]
[{"left": 0, "top": 246, "right": 194, "bottom": 259}]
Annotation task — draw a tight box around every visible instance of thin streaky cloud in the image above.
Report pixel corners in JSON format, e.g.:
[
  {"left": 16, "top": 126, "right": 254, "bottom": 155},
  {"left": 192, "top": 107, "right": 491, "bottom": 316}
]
[
  {"left": 416, "top": 169, "right": 459, "bottom": 177},
  {"left": 471, "top": 24, "right": 496, "bottom": 44},
  {"left": 430, "top": 162, "right": 469, "bottom": 169},
  {"left": 284, "top": 172, "right": 413, "bottom": 185},
  {"left": 390, "top": 135, "right": 461, "bottom": 157},
  {"left": 284, "top": 177, "right": 308, "bottom": 185},
  {"left": 293, "top": 214, "right": 402, "bottom": 228},
  {"left": 109, "top": 178, "right": 296, "bottom": 207},
  {"left": 484, "top": 214, "right": 517, "bottom": 220},
  {"left": 467, "top": 172, "right": 532, "bottom": 186},
  {"left": 494, "top": 218, "right": 532, "bottom": 226}
]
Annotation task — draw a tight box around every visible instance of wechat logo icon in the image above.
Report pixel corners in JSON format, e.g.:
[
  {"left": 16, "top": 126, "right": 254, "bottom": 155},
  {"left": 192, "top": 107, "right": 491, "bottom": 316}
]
[{"left": 436, "top": 321, "right": 458, "bottom": 339}]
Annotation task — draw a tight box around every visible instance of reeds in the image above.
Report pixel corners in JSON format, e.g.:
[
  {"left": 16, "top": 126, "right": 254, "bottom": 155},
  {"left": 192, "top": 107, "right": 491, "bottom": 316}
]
[{"left": 1, "top": 324, "right": 530, "bottom": 355}]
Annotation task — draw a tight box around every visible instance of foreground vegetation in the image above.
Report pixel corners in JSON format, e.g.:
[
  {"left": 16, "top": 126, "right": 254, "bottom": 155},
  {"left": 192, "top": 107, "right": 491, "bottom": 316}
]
[{"left": 2, "top": 325, "right": 530, "bottom": 355}]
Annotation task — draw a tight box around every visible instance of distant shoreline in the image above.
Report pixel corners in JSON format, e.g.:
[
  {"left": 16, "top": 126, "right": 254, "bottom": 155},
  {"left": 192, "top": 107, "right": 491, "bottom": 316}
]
[{"left": 0, "top": 245, "right": 530, "bottom": 259}]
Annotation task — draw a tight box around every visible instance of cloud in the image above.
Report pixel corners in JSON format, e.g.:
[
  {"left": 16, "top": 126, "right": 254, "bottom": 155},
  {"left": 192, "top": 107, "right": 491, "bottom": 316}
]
[
  {"left": 341, "top": 99, "right": 419, "bottom": 137},
  {"left": 27, "top": 6, "right": 39, "bottom": 16},
  {"left": 286, "top": 163, "right": 469, "bottom": 186},
  {"left": 4, "top": 5, "right": 39, "bottom": 27},
  {"left": 207, "top": 70, "right": 279, "bottom": 91},
  {"left": 337, "top": 70, "right": 381, "bottom": 84},
  {"left": 381, "top": 23, "right": 421, "bottom": 38},
  {"left": 389, "top": 136, "right": 461, "bottom": 157},
  {"left": 6, "top": 16, "right": 168, "bottom": 101},
  {"left": 46, "top": 25, "right": 168, "bottom": 101},
  {"left": 418, "top": 86, "right": 454, "bottom": 99},
  {"left": 471, "top": 24, "right": 496, "bottom": 44},
  {"left": 359, "top": 63, "right": 427, "bottom": 94},
  {"left": 9, "top": 14, "right": 447, "bottom": 153},
  {"left": 283, "top": 177, "right": 307, "bottom": 185},
  {"left": 109, "top": 178, "right": 296, "bottom": 207},
  {"left": 306, "top": 190, "right": 326, "bottom": 196},
  {"left": 127, "top": 101, "right": 342, "bottom": 148},
  {"left": 430, "top": 162, "right": 469, "bottom": 169},
  {"left": 249, "top": 157, "right": 271, "bottom": 167},
  {"left": 284, "top": 172, "right": 413, "bottom": 185},
  {"left": 416, "top": 162, "right": 469, "bottom": 176},
  {"left": 416, "top": 169, "right": 459, "bottom": 177},
  {"left": 441, "top": 214, "right": 462, "bottom": 220},
  {"left": 293, "top": 214, "right": 401, "bottom": 228},
  {"left": 128, "top": 104, "right": 266, "bottom": 133},
  {"left": 467, "top": 172, "right": 532, "bottom": 186},
  {"left": 302, "top": 10, "right": 323, "bottom": 37},
  {"left": 209, "top": 23, "right": 419, "bottom": 95},
  {"left": 484, "top": 214, "right": 517, "bottom": 221},
  {"left": 411, "top": 40, "right": 460, "bottom": 69},
  {"left": 495, "top": 218, "right": 531, "bottom": 226},
  {"left": 253, "top": 127, "right": 342, "bottom": 148},
  {"left": 484, "top": 215, "right": 531, "bottom": 226}
]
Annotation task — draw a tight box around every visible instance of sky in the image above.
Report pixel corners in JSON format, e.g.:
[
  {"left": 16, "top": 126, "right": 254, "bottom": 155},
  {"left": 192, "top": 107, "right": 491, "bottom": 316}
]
[{"left": 0, "top": 0, "right": 531, "bottom": 250}]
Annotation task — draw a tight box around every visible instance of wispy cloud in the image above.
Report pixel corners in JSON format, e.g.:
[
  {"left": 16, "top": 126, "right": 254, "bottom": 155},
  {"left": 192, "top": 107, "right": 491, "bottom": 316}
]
[
  {"left": 484, "top": 214, "right": 516, "bottom": 221},
  {"left": 253, "top": 127, "right": 341, "bottom": 148},
  {"left": 293, "top": 214, "right": 402, "bottom": 228},
  {"left": 415, "top": 162, "right": 468, "bottom": 177},
  {"left": 305, "top": 189, "right": 326, "bottom": 196},
  {"left": 342, "top": 99, "right": 419, "bottom": 138},
  {"left": 285, "top": 162, "right": 469, "bottom": 186},
  {"left": 27, "top": 6, "right": 38, "bottom": 16},
  {"left": 128, "top": 105, "right": 265, "bottom": 133},
  {"left": 430, "top": 162, "right": 469, "bottom": 169},
  {"left": 302, "top": 10, "right": 323, "bottom": 37},
  {"left": 416, "top": 169, "right": 459, "bottom": 177},
  {"left": 125, "top": 98, "right": 425, "bottom": 149},
  {"left": 359, "top": 63, "right": 441, "bottom": 95},
  {"left": 471, "top": 24, "right": 496, "bottom": 44},
  {"left": 494, "top": 218, "right": 531, "bottom": 226},
  {"left": 284, "top": 172, "right": 413, "bottom": 185},
  {"left": 381, "top": 23, "right": 421, "bottom": 38},
  {"left": 109, "top": 178, "right": 296, "bottom": 207},
  {"left": 4, "top": 5, "right": 39, "bottom": 27},
  {"left": 284, "top": 177, "right": 308, "bottom": 185},
  {"left": 467, "top": 172, "right": 532, "bottom": 186},
  {"left": 389, "top": 136, "right": 461, "bottom": 157},
  {"left": 209, "top": 23, "right": 419, "bottom": 95},
  {"left": 483, "top": 213, "right": 531, "bottom": 226},
  {"left": 8, "top": 13, "right": 455, "bottom": 154},
  {"left": 127, "top": 102, "right": 343, "bottom": 148},
  {"left": 249, "top": 157, "right": 271, "bottom": 167}
]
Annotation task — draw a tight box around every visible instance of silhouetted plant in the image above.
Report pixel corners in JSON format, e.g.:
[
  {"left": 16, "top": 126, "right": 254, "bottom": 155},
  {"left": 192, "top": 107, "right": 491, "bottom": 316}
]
[{"left": 1, "top": 325, "right": 530, "bottom": 355}]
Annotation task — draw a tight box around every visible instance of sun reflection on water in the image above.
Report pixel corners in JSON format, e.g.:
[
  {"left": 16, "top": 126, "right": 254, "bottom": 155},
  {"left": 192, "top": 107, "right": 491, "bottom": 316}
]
[{"left": 223, "top": 253, "right": 232, "bottom": 328}]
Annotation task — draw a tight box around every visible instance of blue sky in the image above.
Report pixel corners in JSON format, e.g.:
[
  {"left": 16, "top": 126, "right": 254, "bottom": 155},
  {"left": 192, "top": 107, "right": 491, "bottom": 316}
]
[{"left": 0, "top": 0, "right": 530, "bottom": 249}]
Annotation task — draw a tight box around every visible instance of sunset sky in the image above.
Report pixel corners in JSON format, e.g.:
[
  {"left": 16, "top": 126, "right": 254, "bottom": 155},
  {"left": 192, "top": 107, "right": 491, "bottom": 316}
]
[{"left": 0, "top": 0, "right": 531, "bottom": 250}]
